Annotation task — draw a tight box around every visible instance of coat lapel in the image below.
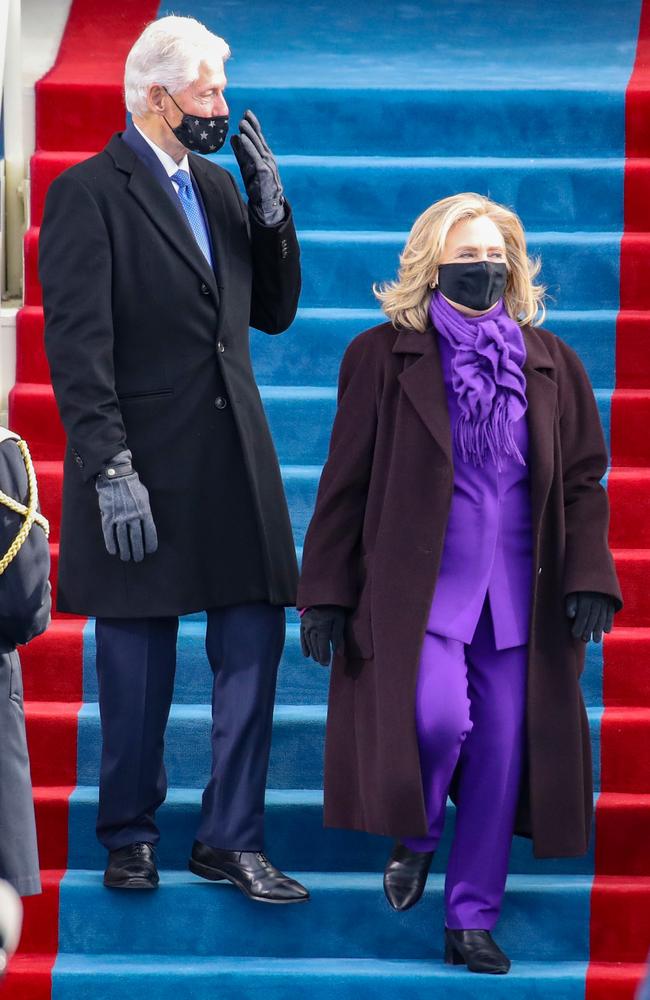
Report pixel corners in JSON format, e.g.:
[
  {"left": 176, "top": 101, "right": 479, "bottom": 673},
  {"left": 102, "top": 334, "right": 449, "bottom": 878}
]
[
  {"left": 106, "top": 133, "right": 219, "bottom": 298},
  {"left": 393, "top": 322, "right": 558, "bottom": 534}
]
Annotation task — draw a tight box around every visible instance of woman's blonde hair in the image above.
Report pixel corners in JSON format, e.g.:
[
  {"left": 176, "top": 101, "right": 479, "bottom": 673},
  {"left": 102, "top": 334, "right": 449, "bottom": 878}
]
[{"left": 374, "top": 193, "right": 546, "bottom": 331}]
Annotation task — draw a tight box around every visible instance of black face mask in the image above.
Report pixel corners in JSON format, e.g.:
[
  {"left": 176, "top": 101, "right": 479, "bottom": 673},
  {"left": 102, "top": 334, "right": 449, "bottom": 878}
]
[
  {"left": 163, "top": 89, "right": 229, "bottom": 153},
  {"left": 436, "top": 261, "right": 508, "bottom": 312}
]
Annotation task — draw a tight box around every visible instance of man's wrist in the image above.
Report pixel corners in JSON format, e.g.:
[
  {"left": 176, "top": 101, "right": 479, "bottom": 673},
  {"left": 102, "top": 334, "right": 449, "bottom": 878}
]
[{"left": 98, "top": 449, "right": 134, "bottom": 480}]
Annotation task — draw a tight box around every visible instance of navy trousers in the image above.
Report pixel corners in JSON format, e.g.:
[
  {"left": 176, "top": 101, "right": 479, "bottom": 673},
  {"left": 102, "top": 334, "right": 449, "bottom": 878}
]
[{"left": 94, "top": 602, "right": 285, "bottom": 852}]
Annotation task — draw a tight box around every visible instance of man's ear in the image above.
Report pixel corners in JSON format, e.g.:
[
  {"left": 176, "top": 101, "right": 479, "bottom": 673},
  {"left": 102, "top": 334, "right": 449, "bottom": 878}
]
[{"left": 147, "top": 84, "right": 168, "bottom": 115}]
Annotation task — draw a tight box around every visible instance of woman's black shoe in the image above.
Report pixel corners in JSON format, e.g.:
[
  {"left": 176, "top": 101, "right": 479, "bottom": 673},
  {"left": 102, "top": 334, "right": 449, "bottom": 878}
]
[
  {"left": 103, "top": 842, "right": 159, "bottom": 889},
  {"left": 188, "top": 841, "right": 310, "bottom": 904},
  {"left": 383, "top": 843, "right": 434, "bottom": 911},
  {"left": 444, "top": 928, "right": 511, "bottom": 974}
]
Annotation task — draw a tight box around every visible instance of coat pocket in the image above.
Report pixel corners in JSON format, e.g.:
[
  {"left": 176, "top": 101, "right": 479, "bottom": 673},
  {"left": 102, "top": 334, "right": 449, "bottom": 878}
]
[
  {"left": 117, "top": 388, "right": 174, "bottom": 401},
  {"left": 344, "top": 554, "right": 373, "bottom": 659}
]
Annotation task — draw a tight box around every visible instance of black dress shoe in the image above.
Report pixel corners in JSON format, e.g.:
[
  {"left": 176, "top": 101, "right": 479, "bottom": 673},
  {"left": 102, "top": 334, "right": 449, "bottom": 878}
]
[
  {"left": 444, "top": 928, "right": 511, "bottom": 974},
  {"left": 383, "top": 843, "right": 434, "bottom": 911},
  {"left": 103, "top": 842, "right": 159, "bottom": 889},
  {"left": 188, "top": 841, "right": 310, "bottom": 904}
]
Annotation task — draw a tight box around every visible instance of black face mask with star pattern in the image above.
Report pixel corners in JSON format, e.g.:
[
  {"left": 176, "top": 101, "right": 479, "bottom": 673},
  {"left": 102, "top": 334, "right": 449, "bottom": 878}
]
[{"left": 163, "top": 88, "right": 229, "bottom": 153}]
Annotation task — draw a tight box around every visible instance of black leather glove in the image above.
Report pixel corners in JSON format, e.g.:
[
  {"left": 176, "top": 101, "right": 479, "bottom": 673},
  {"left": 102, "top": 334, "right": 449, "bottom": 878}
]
[
  {"left": 565, "top": 591, "right": 616, "bottom": 643},
  {"left": 300, "top": 605, "right": 346, "bottom": 666},
  {"left": 230, "top": 110, "right": 285, "bottom": 227},
  {"left": 95, "top": 449, "right": 158, "bottom": 563}
]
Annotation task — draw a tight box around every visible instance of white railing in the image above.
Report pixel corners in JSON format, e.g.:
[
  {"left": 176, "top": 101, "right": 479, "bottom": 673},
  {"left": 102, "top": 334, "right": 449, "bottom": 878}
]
[{"left": 0, "top": 0, "right": 24, "bottom": 302}]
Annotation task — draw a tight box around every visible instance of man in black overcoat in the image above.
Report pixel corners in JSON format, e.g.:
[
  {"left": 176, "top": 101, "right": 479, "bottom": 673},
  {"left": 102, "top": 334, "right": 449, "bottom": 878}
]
[{"left": 39, "top": 14, "right": 308, "bottom": 903}]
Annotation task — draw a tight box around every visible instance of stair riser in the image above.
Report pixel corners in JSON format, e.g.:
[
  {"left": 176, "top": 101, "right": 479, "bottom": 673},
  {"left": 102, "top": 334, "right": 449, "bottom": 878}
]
[
  {"left": 47, "top": 960, "right": 591, "bottom": 1000},
  {"left": 70, "top": 706, "right": 601, "bottom": 791},
  {"left": 77, "top": 618, "right": 603, "bottom": 707},
  {"left": 24, "top": 229, "right": 623, "bottom": 311},
  {"left": 56, "top": 873, "right": 591, "bottom": 960},
  {"left": 9, "top": 385, "right": 613, "bottom": 466},
  {"left": 35, "top": 84, "right": 627, "bottom": 157},
  {"left": 15, "top": 305, "right": 617, "bottom": 389},
  {"left": 30, "top": 150, "right": 626, "bottom": 231},
  {"left": 59, "top": 790, "right": 596, "bottom": 876}
]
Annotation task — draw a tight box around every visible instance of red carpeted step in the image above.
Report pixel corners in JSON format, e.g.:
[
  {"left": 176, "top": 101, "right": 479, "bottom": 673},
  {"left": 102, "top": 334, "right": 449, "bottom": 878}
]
[
  {"left": 35, "top": 0, "right": 160, "bottom": 152},
  {"left": 589, "top": 876, "right": 650, "bottom": 962},
  {"left": 586, "top": 962, "right": 648, "bottom": 1000},
  {"left": 33, "top": 787, "right": 74, "bottom": 869},
  {"left": 608, "top": 468, "right": 650, "bottom": 547},
  {"left": 603, "top": 627, "right": 650, "bottom": 707},
  {"left": 30, "top": 151, "right": 93, "bottom": 227},
  {"left": 9, "top": 383, "right": 63, "bottom": 461},
  {"left": 23, "top": 227, "right": 41, "bottom": 307},
  {"left": 612, "top": 549, "right": 650, "bottom": 626},
  {"left": 16, "top": 307, "right": 48, "bottom": 384},
  {"left": 624, "top": 160, "right": 650, "bottom": 232},
  {"left": 600, "top": 707, "right": 650, "bottom": 793},
  {"left": 2, "top": 953, "right": 56, "bottom": 1000},
  {"left": 21, "top": 619, "right": 84, "bottom": 703},
  {"left": 616, "top": 311, "right": 650, "bottom": 388},
  {"left": 620, "top": 233, "right": 650, "bottom": 310},
  {"left": 24, "top": 702, "right": 80, "bottom": 786},
  {"left": 611, "top": 389, "right": 650, "bottom": 466},
  {"left": 34, "top": 461, "right": 62, "bottom": 543},
  {"left": 595, "top": 793, "right": 650, "bottom": 876}
]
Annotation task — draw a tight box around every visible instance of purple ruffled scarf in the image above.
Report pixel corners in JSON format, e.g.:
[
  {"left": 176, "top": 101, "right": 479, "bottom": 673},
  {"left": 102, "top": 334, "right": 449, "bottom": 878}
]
[{"left": 429, "top": 291, "right": 528, "bottom": 470}]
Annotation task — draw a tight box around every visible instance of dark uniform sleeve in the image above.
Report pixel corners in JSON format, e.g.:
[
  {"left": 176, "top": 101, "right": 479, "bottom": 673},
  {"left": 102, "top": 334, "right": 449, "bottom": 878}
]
[
  {"left": 0, "top": 441, "right": 51, "bottom": 650},
  {"left": 227, "top": 173, "right": 301, "bottom": 335},
  {"left": 296, "top": 334, "right": 379, "bottom": 609},
  {"left": 556, "top": 338, "right": 623, "bottom": 611},
  {"left": 39, "top": 170, "right": 127, "bottom": 482}
]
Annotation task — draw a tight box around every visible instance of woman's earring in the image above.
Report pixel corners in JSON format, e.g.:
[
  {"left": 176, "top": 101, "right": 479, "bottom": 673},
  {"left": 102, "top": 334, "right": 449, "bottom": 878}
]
[{"left": 429, "top": 282, "right": 436, "bottom": 289}]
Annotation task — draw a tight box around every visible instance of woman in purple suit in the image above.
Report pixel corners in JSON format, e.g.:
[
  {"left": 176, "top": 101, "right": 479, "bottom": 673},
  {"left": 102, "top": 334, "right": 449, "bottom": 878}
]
[{"left": 297, "top": 194, "right": 622, "bottom": 974}]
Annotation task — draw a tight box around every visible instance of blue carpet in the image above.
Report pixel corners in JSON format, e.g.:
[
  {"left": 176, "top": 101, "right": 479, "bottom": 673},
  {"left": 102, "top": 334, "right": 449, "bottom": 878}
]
[{"left": 53, "top": 0, "right": 643, "bottom": 996}]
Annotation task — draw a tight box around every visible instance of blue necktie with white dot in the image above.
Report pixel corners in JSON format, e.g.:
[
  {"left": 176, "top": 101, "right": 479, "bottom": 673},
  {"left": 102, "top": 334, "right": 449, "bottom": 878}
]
[{"left": 171, "top": 169, "right": 213, "bottom": 267}]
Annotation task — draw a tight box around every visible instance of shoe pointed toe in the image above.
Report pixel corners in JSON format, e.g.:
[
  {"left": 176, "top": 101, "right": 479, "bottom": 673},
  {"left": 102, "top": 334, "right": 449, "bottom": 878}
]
[
  {"left": 383, "top": 843, "right": 434, "bottom": 912},
  {"left": 444, "top": 929, "right": 511, "bottom": 975}
]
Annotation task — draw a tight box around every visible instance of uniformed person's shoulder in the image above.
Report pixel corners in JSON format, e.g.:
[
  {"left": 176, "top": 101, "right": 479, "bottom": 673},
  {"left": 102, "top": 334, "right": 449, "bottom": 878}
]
[{"left": 0, "top": 433, "right": 27, "bottom": 499}]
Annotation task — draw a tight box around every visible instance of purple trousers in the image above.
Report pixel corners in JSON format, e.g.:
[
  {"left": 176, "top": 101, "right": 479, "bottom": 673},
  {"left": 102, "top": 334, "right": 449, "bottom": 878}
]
[{"left": 403, "top": 593, "right": 527, "bottom": 930}]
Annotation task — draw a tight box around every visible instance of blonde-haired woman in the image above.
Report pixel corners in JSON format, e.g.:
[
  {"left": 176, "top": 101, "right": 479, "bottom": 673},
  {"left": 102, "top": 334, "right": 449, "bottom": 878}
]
[{"left": 297, "top": 194, "right": 622, "bottom": 973}]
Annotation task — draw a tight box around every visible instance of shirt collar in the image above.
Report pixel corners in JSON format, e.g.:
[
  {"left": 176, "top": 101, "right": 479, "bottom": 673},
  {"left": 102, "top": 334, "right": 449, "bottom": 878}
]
[{"left": 133, "top": 121, "right": 189, "bottom": 178}]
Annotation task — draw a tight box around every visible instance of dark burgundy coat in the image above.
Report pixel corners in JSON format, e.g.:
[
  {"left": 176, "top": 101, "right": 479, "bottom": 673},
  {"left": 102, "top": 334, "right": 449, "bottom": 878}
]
[{"left": 297, "top": 320, "right": 623, "bottom": 858}]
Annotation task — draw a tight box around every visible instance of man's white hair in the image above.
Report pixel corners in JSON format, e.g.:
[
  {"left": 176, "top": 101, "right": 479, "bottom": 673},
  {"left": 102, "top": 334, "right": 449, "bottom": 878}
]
[{"left": 124, "top": 15, "right": 230, "bottom": 118}]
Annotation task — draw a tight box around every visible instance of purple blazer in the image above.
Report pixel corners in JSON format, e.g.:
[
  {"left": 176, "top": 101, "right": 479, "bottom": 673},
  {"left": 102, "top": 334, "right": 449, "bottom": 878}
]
[{"left": 426, "top": 331, "right": 533, "bottom": 650}]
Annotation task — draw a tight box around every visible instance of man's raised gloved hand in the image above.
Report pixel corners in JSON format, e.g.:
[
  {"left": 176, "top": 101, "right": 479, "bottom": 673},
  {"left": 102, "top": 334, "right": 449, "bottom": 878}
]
[
  {"left": 230, "top": 110, "right": 285, "bottom": 227},
  {"left": 565, "top": 591, "right": 616, "bottom": 643},
  {"left": 95, "top": 449, "right": 158, "bottom": 563},
  {"left": 300, "top": 605, "right": 347, "bottom": 666}
]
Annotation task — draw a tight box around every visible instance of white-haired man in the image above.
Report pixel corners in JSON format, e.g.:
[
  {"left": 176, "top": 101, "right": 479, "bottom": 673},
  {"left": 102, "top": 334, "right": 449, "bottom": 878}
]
[{"left": 39, "top": 15, "right": 308, "bottom": 903}]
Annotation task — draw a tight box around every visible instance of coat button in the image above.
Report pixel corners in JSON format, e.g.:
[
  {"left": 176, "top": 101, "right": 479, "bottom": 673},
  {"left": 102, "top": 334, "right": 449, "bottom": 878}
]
[
  {"left": 538, "top": 566, "right": 542, "bottom": 575},
  {"left": 214, "top": 396, "right": 228, "bottom": 409},
  {"left": 200, "top": 282, "right": 210, "bottom": 295},
  {"left": 217, "top": 341, "right": 225, "bottom": 353}
]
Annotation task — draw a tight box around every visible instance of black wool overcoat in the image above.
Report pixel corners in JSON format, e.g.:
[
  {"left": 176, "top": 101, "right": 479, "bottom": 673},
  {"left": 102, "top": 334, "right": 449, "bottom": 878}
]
[
  {"left": 297, "top": 321, "right": 624, "bottom": 858},
  {"left": 39, "top": 131, "right": 300, "bottom": 617}
]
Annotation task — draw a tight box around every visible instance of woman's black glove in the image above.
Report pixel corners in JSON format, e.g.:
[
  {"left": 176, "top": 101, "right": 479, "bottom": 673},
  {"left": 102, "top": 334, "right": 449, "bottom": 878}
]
[
  {"left": 300, "top": 605, "right": 346, "bottom": 666},
  {"left": 565, "top": 591, "right": 616, "bottom": 643}
]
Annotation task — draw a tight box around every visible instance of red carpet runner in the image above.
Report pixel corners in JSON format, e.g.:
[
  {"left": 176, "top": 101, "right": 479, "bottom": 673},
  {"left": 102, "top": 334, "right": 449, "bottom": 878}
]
[
  {"left": 588, "top": 0, "right": 650, "bottom": 996},
  {"left": 2, "top": 3, "right": 159, "bottom": 996}
]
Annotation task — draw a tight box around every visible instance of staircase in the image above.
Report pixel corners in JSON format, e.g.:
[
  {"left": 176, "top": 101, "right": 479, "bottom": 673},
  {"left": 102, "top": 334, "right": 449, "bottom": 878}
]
[{"left": 4, "top": 0, "right": 650, "bottom": 997}]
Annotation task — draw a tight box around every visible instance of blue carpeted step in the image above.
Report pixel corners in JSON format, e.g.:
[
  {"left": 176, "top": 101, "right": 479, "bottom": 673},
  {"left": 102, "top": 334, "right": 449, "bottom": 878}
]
[
  {"left": 56, "top": 871, "right": 591, "bottom": 960},
  {"left": 221, "top": 86, "right": 627, "bottom": 158},
  {"left": 51, "top": 954, "right": 589, "bottom": 1000},
  {"left": 298, "top": 231, "right": 620, "bottom": 310},
  {"left": 221, "top": 155, "right": 624, "bottom": 232},
  {"left": 75, "top": 703, "right": 602, "bottom": 790},
  {"left": 65, "top": 785, "right": 596, "bottom": 877},
  {"left": 251, "top": 309, "right": 617, "bottom": 388},
  {"left": 81, "top": 620, "right": 603, "bottom": 708},
  {"left": 259, "top": 388, "right": 612, "bottom": 465}
]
